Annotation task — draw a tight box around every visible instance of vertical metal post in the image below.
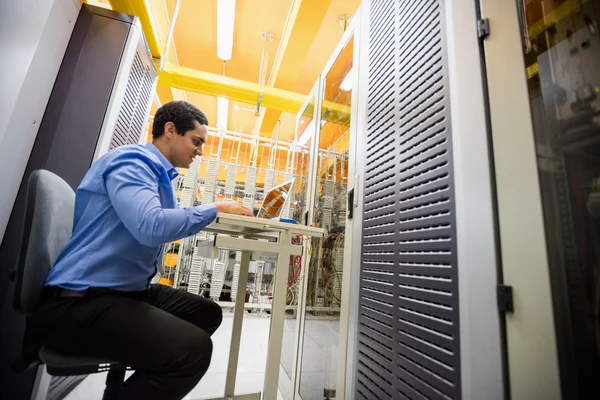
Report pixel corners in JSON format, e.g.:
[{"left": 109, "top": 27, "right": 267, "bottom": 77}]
[
  {"left": 30, "top": 365, "right": 51, "bottom": 400},
  {"left": 159, "top": 0, "right": 182, "bottom": 72},
  {"left": 263, "top": 230, "right": 290, "bottom": 399},
  {"left": 224, "top": 250, "right": 251, "bottom": 397}
]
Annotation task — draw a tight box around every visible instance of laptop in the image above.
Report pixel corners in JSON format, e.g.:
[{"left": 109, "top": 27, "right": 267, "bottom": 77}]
[{"left": 256, "top": 178, "right": 296, "bottom": 221}]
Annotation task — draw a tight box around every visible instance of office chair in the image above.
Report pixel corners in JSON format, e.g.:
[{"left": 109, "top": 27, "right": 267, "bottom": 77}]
[{"left": 11, "top": 169, "right": 128, "bottom": 400}]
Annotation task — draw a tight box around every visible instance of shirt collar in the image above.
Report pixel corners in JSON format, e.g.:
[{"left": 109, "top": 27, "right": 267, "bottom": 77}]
[{"left": 145, "top": 142, "right": 179, "bottom": 181}]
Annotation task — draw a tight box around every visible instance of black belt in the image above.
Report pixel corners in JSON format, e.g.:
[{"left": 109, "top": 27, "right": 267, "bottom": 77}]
[
  {"left": 59, "top": 288, "right": 87, "bottom": 297},
  {"left": 44, "top": 286, "right": 149, "bottom": 301},
  {"left": 44, "top": 286, "right": 87, "bottom": 298}
]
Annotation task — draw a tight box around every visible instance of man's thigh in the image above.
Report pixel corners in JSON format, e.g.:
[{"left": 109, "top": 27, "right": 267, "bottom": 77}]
[
  {"left": 40, "top": 293, "right": 211, "bottom": 371},
  {"left": 148, "top": 284, "right": 223, "bottom": 336}
]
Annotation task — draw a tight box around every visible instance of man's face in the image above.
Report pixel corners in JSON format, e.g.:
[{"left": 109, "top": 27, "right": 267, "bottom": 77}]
[{"left": 169, "top": 121, "right": 208, "bottom": 168}]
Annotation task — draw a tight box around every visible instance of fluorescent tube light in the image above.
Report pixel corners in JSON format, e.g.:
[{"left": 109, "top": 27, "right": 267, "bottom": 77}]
[{"left": 217, "top": 0, "right": 236, "bottom": 60}]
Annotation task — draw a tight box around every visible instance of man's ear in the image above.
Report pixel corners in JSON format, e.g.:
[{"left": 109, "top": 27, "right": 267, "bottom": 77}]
[{"left": 164, "top": 121, "right": 176, "bottom": 139}]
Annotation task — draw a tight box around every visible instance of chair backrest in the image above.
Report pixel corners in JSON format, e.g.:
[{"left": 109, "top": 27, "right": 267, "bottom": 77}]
[{"left": 13, "top": 170, "right": 75, "bottom": 316}]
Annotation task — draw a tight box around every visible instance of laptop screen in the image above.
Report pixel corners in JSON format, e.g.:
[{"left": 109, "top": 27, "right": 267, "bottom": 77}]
[{"left": 257, "top": 178, "right": 295, "bottom": 219}]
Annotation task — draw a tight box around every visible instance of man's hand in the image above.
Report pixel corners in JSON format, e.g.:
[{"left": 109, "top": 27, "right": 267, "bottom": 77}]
[{"left": 213, "top": 201, "right": 253, "bottom": 217}]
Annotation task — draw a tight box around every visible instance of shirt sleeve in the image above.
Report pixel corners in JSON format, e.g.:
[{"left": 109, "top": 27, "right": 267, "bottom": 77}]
[{"left": 104, "top": 155, "right": 217, "bottom": 247}]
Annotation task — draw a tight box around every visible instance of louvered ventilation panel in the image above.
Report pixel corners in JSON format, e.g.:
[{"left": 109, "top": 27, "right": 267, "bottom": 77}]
[
  {"left": 231, "top": 251, "right": 242, "bottom": 299},
  {"left": 187, "top": 244, "right": 206, "bottom": 296},
  {"left": 210, "top": 261, "right": 226, "bottom": 300},
  {"left": 356, "top": 0, "right": 460, "bottom": 399},
  {"left": 243, "top": 167, "right": 257, "bottom": 210},
  {"left": 203, "top": 159, "right": 219, "bottom": 203},
  {"left": 253, "top": 261, "right": 265, "bottom": 301},
  {"left": 264, "top": 169, "right": 275, "bottom": 192},
  {"left": 180, "top": 158, "right": 200, "bottom": 207},
  {"left": 225, "top": 165, "right": 237, "bottom": 195},
  {"left": 110, "top": 51, "right": 155, "bottom": 150}
]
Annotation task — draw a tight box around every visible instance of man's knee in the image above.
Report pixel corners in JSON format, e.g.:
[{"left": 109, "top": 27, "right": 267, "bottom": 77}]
[
  {"left": 196, "top": 299, "right": 222, "bottom": 335},
  {"left": 175, "top": 328, "right": 213, "bottom": 375},
  {"left": 210, "top": 301, "right": 223, "bottom": 330}
]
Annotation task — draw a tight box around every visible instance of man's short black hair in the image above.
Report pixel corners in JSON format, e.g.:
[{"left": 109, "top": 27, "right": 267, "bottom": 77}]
[{"left": 152, "top": 101, "right": 209, "bottom": 139}]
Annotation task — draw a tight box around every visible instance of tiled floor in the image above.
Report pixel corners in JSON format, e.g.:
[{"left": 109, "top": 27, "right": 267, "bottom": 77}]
[
  {"left": 64, "top": 312, "right": 338, "bottom": 400},
  {"left": 185, "top": 312, "right": 276, "bottom": 399},
  {"left": 297, "top": 317, "right": 340, "bottom": 400}
]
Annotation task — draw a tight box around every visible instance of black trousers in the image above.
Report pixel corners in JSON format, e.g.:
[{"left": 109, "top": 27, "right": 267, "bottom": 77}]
[{"left": 34, "top": 284, "right": 223, "bottom": 400}]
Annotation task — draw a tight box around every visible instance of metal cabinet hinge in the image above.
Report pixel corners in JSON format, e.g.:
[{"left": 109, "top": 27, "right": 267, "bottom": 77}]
[
  {"left": 477, "top": 18, "right": 491, "bottom": 39},
  {"left": 497, "top": 284, "right": 514, "bottom": 313}
]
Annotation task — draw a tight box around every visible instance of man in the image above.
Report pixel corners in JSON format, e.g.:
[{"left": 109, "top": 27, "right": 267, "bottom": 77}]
[{"left": 35, "top": 101, "right": 252, "bottom": 400}]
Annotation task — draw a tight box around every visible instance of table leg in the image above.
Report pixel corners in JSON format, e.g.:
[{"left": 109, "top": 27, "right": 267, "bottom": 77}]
[
  {"left": 263, "top": 231, "right": 290, "bottom": 400},
  {"left": 224, "top": 250, "right": 252, "bottom": 397}
]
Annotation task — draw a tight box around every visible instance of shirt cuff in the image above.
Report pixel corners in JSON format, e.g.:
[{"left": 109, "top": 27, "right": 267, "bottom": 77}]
[
  {"left": 184, "top": 204, "right": 219, "bottom": 237},
  {"left": 203, "top": 203, "right": 218, "bottom": 222}
]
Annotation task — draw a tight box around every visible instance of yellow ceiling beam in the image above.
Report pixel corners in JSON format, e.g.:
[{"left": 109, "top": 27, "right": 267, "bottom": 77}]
[
  {"left": 528, "top": 0, "right": 588, "bottom": 39},
  {"left": 109, "top": 0, "right": 162, "bottom": 58},
  {"left": 158, "top": 62, "right": 350, "bottom": 121},
  {"left": 107, "top": 0, "right": 349, "bottom": 129},
  {"left": 155, "top": 83, "right": 175, "bottom": 104},
  {"left": 526, "top": 62, "right": 539, "bottom": 80},
  {"left": 159, "top": 63, "right": 305, "bottom": 113}
]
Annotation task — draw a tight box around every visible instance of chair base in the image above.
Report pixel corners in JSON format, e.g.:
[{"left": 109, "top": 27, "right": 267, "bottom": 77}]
[
  {"left": 102, "top": 364, "right": 126, "bottom": 400},
  {"left": 40, "top": 344, "right": 121, "bottom": 376},
  {"left": 30, "top": 364, "right": 51, "bottom": 400},
  {"left": 31, "top": 351, "right": 128, "bottom": 400},
  {"left": 201, "top": 393, "right": 261, "bottom": 400}
]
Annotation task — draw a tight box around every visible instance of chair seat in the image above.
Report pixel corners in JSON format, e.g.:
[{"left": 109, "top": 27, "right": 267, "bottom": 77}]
[{"left": 40, "top": 344, "right": 122, "bottom": 376}]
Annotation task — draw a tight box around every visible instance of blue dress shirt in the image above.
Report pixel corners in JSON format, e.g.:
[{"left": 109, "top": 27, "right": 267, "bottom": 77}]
[{"left": 45, "top": 143, "right": 217, "bottom": 291}]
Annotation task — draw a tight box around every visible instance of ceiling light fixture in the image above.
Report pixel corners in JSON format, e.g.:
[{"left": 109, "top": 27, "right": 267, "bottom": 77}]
[
  {"left": 217, "top": 0, "right": 236, "bottom": 60},
  {"left": 340, "top": 67, "right": 354, "bottom": 91},
  {"left": 217, "top": 97, "right": 229, "bottom": 132}
]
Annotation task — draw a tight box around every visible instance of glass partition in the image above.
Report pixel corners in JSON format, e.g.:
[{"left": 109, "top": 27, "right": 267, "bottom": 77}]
[
  {"left": 290, "top": 100, "right": 316, "bottom": 224},
  {"left": 281, "top": 95, "right": 317, "bottom": 382},
  {"left": 518, "top": 1, "right": 600, "bottom": 397},
  {"left": 298, "top": 34, "right": 354, "bottom": 400}
]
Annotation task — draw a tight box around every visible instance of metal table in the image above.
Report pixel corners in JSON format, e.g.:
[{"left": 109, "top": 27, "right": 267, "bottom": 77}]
[{"left": 202, "top": 213, "right": 324, "bottom": 400}]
